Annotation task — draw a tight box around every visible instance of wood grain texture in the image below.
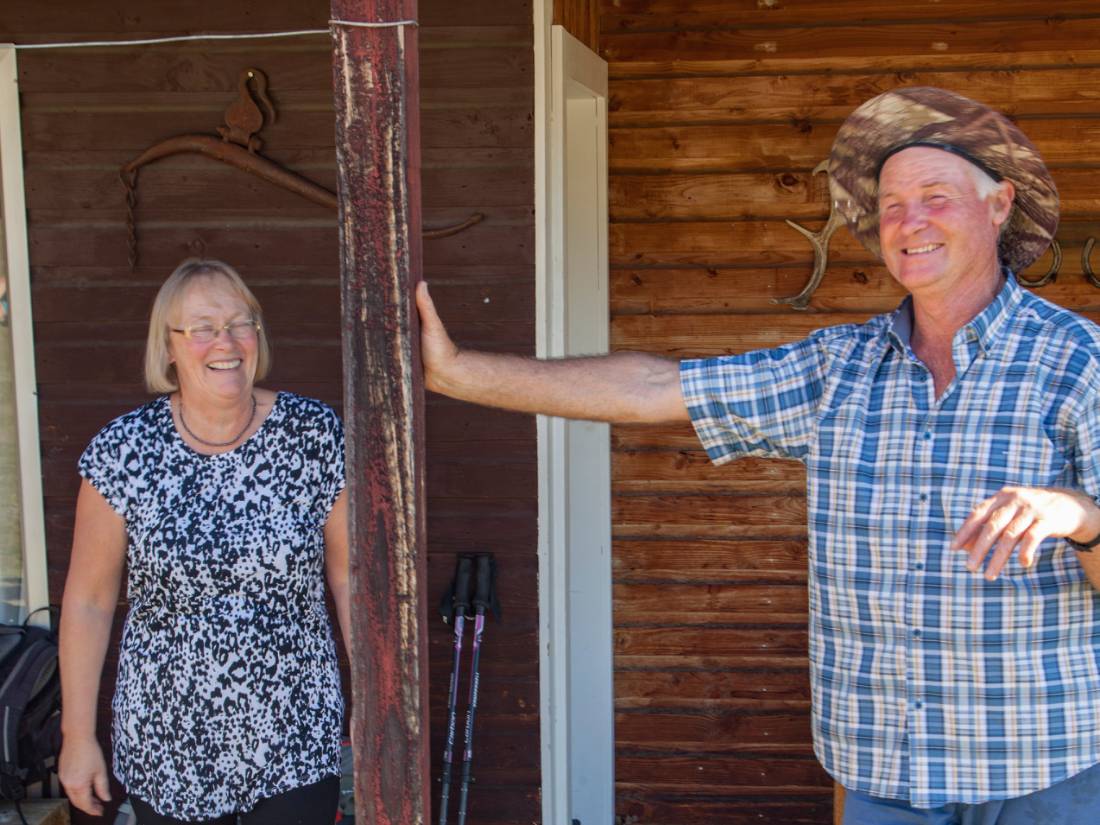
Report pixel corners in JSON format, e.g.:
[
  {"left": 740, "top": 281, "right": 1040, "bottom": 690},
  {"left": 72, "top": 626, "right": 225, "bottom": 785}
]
[
  {"left": 331, "top": 2, "right": 429, "bottom": 823},
  {"left": 608, "top": 119, "right": 1100, "bottom": 173},
  {"left": 602, "top": 0, "right": 1100, "bottom": 32},
  {"left": 554, "top": 0, "right": 601, "bottom": 53},
  {"left": 602, "top": 3, "right": 1100, "bottom": 823},
  {"left": 607, "top": 67, "right": 1100, "bottom": 126}
]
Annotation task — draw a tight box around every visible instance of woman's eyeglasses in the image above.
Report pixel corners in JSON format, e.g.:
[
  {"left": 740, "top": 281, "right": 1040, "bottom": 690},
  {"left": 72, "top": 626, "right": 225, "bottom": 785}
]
[{"left": 170, "top": 319, "right": 261, "bottom": 343}]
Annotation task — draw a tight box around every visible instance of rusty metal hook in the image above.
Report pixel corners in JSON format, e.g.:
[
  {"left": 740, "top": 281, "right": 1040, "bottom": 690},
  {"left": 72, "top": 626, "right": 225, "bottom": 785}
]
[
  {"left": 121, "top": 68, "right": 485, "bottom": 269},
  {"left": 774, "top": 160, "right": 845, "bottom": 311},
  {"left": 423, "top": 212, "right": 484, "bottom": 239},
  {"left": 1083, "top": 237, "right": 1100, "bottom": 289},
  {"left": 1016, "top": 238, "right": 1061, "bottom": 288}
]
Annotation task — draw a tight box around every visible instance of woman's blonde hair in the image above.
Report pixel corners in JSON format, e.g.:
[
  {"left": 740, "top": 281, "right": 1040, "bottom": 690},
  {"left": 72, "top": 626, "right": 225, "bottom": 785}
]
[{"left": 144, "top": 258, "right": 272, "bottom": 393}]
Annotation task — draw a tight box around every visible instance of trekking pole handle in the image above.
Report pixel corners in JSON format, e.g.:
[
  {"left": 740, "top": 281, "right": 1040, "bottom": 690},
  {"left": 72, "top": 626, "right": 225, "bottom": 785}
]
[
  {"left": 473, "top": 554, "right": 492, "bottom": 613},
  {"left": 454, "top": 556, "right": 474, "bottom": 617}
]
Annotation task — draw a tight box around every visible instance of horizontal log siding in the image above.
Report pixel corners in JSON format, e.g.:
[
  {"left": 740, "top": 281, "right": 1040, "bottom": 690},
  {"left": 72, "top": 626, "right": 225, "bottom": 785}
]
[
  {"left": 600, "top": 2, "right": 1100, "bottom": 823},
  {"left": 15, "top": 1, "right": 537, "bottom": 823}
]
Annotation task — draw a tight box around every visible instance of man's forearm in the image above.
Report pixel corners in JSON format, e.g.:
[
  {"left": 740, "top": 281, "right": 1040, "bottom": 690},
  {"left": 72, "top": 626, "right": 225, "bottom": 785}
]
[
  {"left": 428, "top": 349, "right": 689, "bottom": 424},
  {"left": 417, "top": 281, "right": 688, "bottom": 424}
]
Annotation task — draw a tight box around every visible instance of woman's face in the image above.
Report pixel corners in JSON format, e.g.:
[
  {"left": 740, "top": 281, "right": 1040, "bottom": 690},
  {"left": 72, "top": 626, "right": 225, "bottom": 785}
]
[{"left": 167, "top": 274, "right": 259, "bottom": 404}]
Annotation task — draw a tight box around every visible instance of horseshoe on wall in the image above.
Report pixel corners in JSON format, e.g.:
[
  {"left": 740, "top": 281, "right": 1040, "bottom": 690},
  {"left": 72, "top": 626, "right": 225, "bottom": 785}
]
[
  {"left": 1016, "top": 238, "right": 1062, "bottom": 288},
  {"left": 1083, "top": 237, "right": 1100, "bottom": 289},
  {"left": 773, "top": 160, "right": 845, "bottom": 311}
]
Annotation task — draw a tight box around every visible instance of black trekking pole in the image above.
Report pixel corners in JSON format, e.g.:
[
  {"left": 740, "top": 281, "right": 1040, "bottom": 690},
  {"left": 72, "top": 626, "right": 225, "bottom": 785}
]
[
  {"left": 456, "top": 554, "right": 499, "bottom": 825},
  {"left": 438, "top": 556, "right": 474, "bottom": 825}
]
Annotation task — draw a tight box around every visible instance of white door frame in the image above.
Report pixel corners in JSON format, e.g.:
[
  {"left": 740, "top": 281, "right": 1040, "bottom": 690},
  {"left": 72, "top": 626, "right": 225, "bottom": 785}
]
[
  {"left": 533, "top": 10, "right": 613, "bottom": 825},
  {"left": 0, "top": 44, "right": 50, "bottom": 625}
]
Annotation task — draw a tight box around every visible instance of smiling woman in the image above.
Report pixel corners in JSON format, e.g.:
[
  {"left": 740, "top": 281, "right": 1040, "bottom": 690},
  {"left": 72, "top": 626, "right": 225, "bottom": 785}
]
[{"left": 57, "top": 259, "right": 351, "bottom": 825}]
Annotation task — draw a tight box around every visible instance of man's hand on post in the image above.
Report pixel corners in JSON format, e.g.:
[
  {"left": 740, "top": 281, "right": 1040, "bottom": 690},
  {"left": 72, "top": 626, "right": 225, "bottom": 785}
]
[
  {"left": 951, "top": 487, "right": 1100, "bottom": 580},
  {"left": 415, "top": 281, "right": 460, "bottom": 395}
]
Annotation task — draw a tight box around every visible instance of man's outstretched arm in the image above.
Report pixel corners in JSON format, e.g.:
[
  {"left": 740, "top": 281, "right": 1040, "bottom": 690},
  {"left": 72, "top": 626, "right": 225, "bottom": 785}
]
[{"left": 417, "top": 281, "right": 689, "bottom": 424}]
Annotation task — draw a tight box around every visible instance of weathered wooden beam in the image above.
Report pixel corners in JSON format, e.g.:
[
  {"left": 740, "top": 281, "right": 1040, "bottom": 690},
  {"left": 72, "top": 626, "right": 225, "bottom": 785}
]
[{"left": 329, "top": 2, "right": 429, "bottom": 824}]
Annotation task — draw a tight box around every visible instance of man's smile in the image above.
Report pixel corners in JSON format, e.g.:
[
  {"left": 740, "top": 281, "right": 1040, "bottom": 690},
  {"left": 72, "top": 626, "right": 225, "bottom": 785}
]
[{"left": 903, "top": 243, "right": 944, "bottom": 256}]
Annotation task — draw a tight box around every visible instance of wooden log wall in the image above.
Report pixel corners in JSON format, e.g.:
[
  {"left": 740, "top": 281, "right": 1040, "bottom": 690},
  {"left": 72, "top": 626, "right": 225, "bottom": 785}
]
[
  {"left": 9, "top": 1, "right": 539, "bottom": 822},
  {"left": 554, "top": 0, "right": 601, "bottom": 53},
  {"left": 600, "top": 2, "right": 1100, "bottom": 823}
]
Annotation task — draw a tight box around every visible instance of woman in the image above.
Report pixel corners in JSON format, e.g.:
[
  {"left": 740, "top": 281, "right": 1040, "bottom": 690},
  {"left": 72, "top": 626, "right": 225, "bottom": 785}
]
[{"left": 58, "top": 259, "right": 349, "bottom": 825}]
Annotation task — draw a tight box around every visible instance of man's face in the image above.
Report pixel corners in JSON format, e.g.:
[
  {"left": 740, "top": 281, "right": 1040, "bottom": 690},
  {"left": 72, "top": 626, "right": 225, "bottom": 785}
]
[{"left": 877, "top": 146, "right": 1013, "bottom": 299}]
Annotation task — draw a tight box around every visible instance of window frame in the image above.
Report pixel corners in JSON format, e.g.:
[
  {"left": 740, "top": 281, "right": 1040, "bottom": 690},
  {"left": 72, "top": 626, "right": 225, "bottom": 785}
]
[{"left": 1, "top": 43, "right": 50, "bottom": 626}]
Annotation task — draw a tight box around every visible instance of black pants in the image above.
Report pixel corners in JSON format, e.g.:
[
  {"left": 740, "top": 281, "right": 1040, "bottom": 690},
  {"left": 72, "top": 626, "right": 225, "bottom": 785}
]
[{"left": 129, "top": 775, "right": 340, "bottom": 825}]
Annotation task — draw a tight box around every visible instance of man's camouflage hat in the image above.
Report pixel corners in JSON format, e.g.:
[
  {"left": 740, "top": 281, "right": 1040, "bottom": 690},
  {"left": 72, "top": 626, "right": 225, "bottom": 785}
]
[{"left": 827, "top": 86, "right": 1059, "bottom": 274}]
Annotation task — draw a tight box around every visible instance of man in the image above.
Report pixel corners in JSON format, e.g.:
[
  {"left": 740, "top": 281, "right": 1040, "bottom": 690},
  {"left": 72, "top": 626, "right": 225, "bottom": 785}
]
[{"left": 417, "top": 87, "right": 1100, "bottom": 824}]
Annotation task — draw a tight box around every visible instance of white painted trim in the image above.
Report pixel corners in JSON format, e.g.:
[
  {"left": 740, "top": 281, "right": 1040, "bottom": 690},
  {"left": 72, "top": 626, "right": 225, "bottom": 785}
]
[
  {"left": 534, "top": 12, "right": 613, "bottom": 825},
  {"left": 533, "top": 9, "right": 568, "bottom": 825},
  {"left": 0, "top": 44, "right": 50, "bottom": 626}
]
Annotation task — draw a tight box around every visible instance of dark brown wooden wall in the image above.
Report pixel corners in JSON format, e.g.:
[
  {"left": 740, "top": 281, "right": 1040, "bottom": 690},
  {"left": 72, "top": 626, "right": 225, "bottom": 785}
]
[
  {"left": 600, "top": 2, "right": 1100, "bottom": 824},
  {"left": 8, "top": 1, "right": 538, "bottom": 822}
]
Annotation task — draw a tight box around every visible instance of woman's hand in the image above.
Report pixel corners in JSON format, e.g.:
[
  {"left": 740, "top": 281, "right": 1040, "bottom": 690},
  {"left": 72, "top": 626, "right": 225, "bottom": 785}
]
[{"left": 58, "top": 734, "right": 111, "bottom": 815}]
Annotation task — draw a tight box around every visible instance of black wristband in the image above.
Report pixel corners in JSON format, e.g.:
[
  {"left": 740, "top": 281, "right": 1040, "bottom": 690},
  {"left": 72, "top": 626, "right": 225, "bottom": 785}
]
[{"left": 1069, "top": 532, "right": 1100, "bottom": 552}]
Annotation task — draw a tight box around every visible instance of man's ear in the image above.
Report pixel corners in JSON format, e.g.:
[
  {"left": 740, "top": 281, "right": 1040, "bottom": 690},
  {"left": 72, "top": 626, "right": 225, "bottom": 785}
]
[{"left": 990, "top": 179, "right": 1016, "bottom": 228}]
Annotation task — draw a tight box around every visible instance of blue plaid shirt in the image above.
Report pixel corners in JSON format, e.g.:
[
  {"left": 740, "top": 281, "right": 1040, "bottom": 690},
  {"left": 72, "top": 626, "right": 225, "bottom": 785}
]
[{"left": 681, "top": 276, "right": 1100, "bottom": 807}]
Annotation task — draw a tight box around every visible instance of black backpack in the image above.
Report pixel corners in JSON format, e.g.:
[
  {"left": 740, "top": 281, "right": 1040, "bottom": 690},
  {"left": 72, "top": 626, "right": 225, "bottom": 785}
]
[{"left": 0, "top": 611, "right": 62, "bottom": 808}]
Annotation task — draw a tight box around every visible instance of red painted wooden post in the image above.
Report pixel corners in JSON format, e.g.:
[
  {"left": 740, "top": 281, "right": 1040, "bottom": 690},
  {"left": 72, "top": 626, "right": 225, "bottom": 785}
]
[{"left": 329, "top": 3, "right": 429, "bottom": 824}]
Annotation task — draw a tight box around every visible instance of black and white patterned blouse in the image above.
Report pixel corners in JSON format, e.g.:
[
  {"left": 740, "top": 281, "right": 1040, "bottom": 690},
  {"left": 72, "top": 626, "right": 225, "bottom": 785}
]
[{"left": 78, "top": 392, "right": 346, "bottom": 819}]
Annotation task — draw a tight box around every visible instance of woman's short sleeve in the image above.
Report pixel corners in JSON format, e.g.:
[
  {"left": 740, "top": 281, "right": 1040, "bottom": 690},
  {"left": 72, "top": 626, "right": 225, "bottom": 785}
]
[
  {"left": 313, "top": 404, "right": 346, "bottom": 521},
  {"left": 78, "top": 417, "right": 135, "bottom": 520}
]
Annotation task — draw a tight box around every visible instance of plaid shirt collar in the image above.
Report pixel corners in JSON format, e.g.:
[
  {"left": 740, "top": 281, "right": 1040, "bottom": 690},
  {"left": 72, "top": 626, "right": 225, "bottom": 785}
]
[{"left": 885, "top": 271, "right": 1025, "bottom": 364}]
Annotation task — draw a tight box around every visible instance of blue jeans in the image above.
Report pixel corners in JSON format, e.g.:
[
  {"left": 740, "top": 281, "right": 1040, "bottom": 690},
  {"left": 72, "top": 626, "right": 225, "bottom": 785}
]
[{"left": 843, "top": 762, "right": 1100, "bottom": 825}]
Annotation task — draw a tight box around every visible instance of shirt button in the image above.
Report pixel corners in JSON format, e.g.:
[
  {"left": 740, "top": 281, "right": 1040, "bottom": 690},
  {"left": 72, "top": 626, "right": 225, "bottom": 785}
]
[
  {"left": 914, "top": 562, "right": 925, "bottom": 571},
  {"left": 914, "top": 700, "right": 924, "bottom": 710},
  {"left": 919, "top": 493, "right": 928, "bottom": 502},
  {"left": 923, "top": 432, "right": 931, "bottom": 441},
  {"left": 913, "top": 628, "right": 922, "bottom": 638}
]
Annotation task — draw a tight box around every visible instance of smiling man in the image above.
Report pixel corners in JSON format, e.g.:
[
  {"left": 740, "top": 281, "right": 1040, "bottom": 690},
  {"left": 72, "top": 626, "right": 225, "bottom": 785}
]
[{"left": 417, "top": 87, "right": 1100, "bottom": 824}]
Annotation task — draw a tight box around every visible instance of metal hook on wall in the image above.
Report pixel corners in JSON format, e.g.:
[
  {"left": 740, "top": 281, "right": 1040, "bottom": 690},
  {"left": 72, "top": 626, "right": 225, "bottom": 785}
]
[
  {"left": 774, "top": 160, "right": 845, "bottom": 311},
  {"left": 121, "top": 67, "right": 483, "bottom": 269},
  {"left": 1016, "top": 238, "right": 1062, "bottom": 288}
]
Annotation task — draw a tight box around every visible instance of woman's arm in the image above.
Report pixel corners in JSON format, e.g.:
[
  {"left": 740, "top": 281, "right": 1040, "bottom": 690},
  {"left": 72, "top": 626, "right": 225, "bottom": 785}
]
[
  {"left": 324, "top": 489, "right": 351, "bottom": 651},
  {"left": 58, "top": 479, "right": 126, "bottom": 816}
]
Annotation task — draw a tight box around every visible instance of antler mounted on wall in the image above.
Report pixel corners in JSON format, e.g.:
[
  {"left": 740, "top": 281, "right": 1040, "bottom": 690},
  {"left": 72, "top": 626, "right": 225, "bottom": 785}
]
[
  {"left": 774, "top": 160, "right": 844, "bottom": 311},
  {"left": 120, "top": 67, "right": 483, "bottom": 269}
]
